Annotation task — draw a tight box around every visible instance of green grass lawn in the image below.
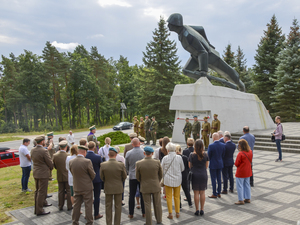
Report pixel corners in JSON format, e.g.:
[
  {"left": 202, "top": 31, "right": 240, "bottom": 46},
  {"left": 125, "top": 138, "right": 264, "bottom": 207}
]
[
  {"left": 0, "top": 166, "right": 58, "bottom": 224},
  {"left": 0, "top": 125, "right": 113, "bottom": 138},
  {"left": 0, "top": 137, "right": 23, "bottom": 143}
]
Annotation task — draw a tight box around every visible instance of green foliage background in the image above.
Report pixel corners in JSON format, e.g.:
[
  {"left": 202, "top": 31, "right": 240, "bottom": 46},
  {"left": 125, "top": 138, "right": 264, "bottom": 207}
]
[{"left": 97, "top": 131, "right": 131, "bottom": 145}]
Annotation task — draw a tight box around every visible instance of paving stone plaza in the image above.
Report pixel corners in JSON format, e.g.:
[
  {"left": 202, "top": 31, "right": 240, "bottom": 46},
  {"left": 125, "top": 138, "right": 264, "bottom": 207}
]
[{"left": 6, "top": 149, "right": 300, "bottom": 225}]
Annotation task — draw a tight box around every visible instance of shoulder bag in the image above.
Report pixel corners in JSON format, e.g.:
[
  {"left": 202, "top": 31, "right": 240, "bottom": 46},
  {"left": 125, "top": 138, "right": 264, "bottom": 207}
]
[
  {"left": 160, "top": 155, "right": 176, "bottom": 187},
  {"left": 242, "top": 151, "right": 252, "bottom": 166}
]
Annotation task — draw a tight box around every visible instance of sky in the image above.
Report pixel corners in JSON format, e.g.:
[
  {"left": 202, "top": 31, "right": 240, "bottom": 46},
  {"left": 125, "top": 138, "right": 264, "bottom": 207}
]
[{"left": 1, "top": 0, "right": 300, "bottom": 69}]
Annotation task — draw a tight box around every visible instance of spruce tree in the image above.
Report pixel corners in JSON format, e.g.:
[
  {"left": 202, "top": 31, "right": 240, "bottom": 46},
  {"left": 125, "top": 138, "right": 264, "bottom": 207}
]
[
  {"left": 235, "top": 46, "right": 252, "bottom": 91},
  {"left": 252, "top": 15, "right": 285, "bottom": 113},
  {"left": 271, "top": 19, "right": 300, "bottom": 121},
  {"left": 141, "top": 16, "right": 181, "bottom": 137},
  {"left": 223, "top": 43, "right": 236, "bottom": 67}
]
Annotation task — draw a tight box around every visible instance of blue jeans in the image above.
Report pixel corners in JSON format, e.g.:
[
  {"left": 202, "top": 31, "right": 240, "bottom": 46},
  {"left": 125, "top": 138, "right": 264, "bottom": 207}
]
[
  {"left": 275, "top": 139, "right": 282, "bottom": 160},
  {"left": 236, "top": 177, "right": 251, "bottom": 201},
  {"left": 21, "top": 166, "right": 31, "bottom": 190},
  {"left": 210, "top": 168, "right": 222, "bottom": 196}
]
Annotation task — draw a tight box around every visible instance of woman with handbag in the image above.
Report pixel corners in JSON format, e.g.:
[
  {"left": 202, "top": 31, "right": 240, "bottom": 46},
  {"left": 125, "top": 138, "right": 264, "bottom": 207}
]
[
  {"left": 273, "top": 116, "right": 283, "bottom": 162},
  {"left": 188, "top": 139, "right": 209, "bottom": 216},
  {"left": 161, "top": 142, "right": 184, "bottom": 219},
  {"left": 235, "top": 139, "right": 253, "bottom": 205}
]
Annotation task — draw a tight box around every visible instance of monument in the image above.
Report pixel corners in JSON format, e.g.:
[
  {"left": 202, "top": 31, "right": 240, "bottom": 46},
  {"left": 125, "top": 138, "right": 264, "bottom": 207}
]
[{"left": 167, "top": 13, "right": 276, "bottom": 143}]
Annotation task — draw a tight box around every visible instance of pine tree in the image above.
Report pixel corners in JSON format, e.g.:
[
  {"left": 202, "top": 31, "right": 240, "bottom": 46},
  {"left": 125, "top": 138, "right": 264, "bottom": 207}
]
[
  {"left": 252, "top": 15, "right": 285, "bottom": 113},
  {"left": 141, "top": 16, "right": 181, "bottom": 137},
  {"left": 271, "top": 19, "right": 300, "bottom": 121},
  {"left": 235, "top": 46, "right": 252, "bottom": 91}
]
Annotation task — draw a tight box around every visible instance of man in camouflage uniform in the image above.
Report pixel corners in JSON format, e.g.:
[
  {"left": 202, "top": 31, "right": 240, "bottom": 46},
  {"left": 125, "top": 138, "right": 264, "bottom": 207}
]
[
  {"left": 46, "top": 132, "right": 55, "bottom": 181},
  {"left": 139, "top": 117, "right": 145, "bottom": 138},
  {"left": 150, "top": 116, "right": 158, "bottom": 146},
  {"left": 133, "top": 116, "right": 139, "bottom": 136},
  {"left": 201, "top": 117, "right": 211, "bottom": 149},
  {"left": 191, "top": 116, "right": 201, "bottom": 141},
  {"left": 87, "top": 125, "right": 99, "bottom": 154},
  {"left": 211, "top": 114, "right": 221, "bottom": 138},
  {"left": 144, "top": 115, "right": 151, "bottom": 145},
  {"left": 182, "top": 118, "right": 192, "bottom": 144}
]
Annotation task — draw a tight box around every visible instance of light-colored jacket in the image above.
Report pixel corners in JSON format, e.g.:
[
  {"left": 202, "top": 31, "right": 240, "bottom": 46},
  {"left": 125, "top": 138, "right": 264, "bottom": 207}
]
[
  {"left": 161, "top": 152, "right": 184, "bottom": 187},
  {"left": 274, "top": 123, "right": 283, "bottom": 140},
  {"left": 66, "top": 155, "right": 76, "bottom": 186}
]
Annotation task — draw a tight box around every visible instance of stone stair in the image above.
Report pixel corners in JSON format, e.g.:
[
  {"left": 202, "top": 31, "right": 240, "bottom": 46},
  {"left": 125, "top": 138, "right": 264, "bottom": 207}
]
[{"left": 231, "top": 134, "right": 300, "bottom": 154}]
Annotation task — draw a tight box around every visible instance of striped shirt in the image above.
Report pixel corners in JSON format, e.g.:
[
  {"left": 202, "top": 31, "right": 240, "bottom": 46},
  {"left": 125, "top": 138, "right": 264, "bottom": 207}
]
[{"left": 161, "top": 152, "right": 184, "bottom": 187}]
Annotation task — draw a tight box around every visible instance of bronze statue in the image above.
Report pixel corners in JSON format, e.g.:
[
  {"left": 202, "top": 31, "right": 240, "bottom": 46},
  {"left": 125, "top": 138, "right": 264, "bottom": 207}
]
[{"left": 167, "top": 13, "right": 245, "bottom": 92}]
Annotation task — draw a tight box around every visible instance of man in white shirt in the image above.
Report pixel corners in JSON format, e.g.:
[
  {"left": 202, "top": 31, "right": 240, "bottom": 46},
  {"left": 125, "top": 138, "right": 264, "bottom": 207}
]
[
  {"left": 67, "top": 131, "right": 75, "bottom": 147},
  {"left": 19, "top": 138, "right": 32, "bottom": 192}
]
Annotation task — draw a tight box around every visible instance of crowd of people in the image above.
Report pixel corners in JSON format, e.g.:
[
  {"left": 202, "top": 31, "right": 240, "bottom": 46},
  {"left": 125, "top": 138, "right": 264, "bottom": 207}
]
[{"left": 17, "top": 115, "right": 284, "bottom": 225}]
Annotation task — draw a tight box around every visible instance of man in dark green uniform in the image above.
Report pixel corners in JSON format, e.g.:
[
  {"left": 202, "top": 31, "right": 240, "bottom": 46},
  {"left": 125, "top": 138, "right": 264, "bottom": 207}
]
[
  {"left": 139, "top": 117, "right": 145, "bottom": 138},
  {"left": 144, "top": 115, "right": 151, "bottom": 145},
  {"left": 201, "top": 117, "right": 211, "bottom": 149},
  {"left": 191, "top": 116, "right": 201, "bottom": 141},
  {"left": 182, "top": 118, "right": 192, "bottom": 144},
  {"left": 150, "top": 116, "right": 158, "bottom": 146},
  {"left": 211, "top": 114, "right": 221, "bottom": 138},
  {"left": 46, "top": 132, "right": 55, "bottom": 181},
  {"left": 133, "top": 116, "right": 139, "bottom": 136},
  {"left": 87, "top": 125, "right": 99, "bottom": 154}
]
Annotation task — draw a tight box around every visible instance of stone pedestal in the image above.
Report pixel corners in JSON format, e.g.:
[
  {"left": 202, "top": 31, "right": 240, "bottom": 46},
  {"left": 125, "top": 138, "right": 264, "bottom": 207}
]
[{"left": 169, "top": 77, "right": 276, "bottom": 143}]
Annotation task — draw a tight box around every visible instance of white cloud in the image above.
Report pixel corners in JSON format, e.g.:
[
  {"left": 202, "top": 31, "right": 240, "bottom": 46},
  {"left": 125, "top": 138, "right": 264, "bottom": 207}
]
[
  {"left": 0, "top": 35, "right": 18, "bottom": 44},
  {"left": 97, "top": 0, "right": 131, "bottom": 7},
  {"left": 143, "top": 7, "right": 166, "bottom": 19},
  {"left": 51, "top": 41, "right": 79, "bottom": 50},
  {"left": 88, "top": 34, "right": 104, "bottom": 39}
]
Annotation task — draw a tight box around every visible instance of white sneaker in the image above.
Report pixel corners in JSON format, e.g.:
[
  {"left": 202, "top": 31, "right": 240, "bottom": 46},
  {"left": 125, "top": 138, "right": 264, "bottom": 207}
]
[{"left": 26, "top": 189, "right": 32, "bottom": 192}]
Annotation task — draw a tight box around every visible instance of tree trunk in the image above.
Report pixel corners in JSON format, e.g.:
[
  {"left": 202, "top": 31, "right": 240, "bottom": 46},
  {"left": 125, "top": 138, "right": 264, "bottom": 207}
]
[
  {"left": 87, "top": 99, "right": 90, "bottom": 124},
  {"left": 57, "top": 91, "right": 63, "bottom": 130}
]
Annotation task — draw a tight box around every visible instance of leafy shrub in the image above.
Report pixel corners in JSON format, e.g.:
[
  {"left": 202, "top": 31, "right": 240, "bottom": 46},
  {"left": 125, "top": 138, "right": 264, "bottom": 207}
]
[{"left": 97, "top": 131, "right": 130, "bottom": 146}]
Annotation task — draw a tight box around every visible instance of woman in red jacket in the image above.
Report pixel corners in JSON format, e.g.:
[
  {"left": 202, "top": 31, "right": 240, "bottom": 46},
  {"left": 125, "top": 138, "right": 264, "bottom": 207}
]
[{"left": 235, "top": 139, "right": 252, "bottom": 205}]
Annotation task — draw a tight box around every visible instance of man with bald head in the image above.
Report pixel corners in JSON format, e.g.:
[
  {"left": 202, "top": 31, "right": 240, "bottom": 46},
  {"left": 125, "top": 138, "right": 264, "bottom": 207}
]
[
  {"left": 207, "top": 133, "right": 225, "bottom": 198},
  {"left": 239, "top": 126, "right": 255, "bottom": 187},
  {"left": 125, "top": 138, "right": 145, "bottom": 219}
]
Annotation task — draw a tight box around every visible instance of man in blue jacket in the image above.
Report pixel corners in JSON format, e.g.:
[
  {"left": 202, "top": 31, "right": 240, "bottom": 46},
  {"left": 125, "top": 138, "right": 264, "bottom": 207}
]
[
  {"left": 207, "top": 133, "right": 225, "bottom": 198},
  {"left": 221, "top": 133, "right": 236, "bottom": 194},
  {"left": 86, "top": 141, "right": 103, "bottom": 220}
]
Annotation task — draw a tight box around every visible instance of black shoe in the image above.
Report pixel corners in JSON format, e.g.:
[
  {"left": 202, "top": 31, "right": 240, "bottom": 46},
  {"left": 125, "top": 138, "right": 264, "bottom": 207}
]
[
  {"left": 194, "top": 210, "right": 199, "bottom": 216},
  {"left": 59, "top": 208, "right": 63, "bottom": 211},
  {"left": 200, "top": 210, "right": 204, "bottom": 216},
  {"left": 37, "top": 211, "right": 50, "bottom": 216},
  {"left": 46, "top": 194, "right": 52, "bottom": 198},
  {"left": 250, "top": 184, "right": 254, "bottom": 187},
  {"left": 229, "top": 189, "right": 234, "bottom": 193},
  {"left": 67, "top": 207, "right": 73, "bottom": 211},
  {"left": 43, "top": 204, "right": 52, "bottom": 207}
]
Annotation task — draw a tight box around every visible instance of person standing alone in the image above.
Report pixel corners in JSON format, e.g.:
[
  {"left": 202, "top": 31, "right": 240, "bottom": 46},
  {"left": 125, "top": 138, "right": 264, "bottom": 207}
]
[
  {"left": 19, "top": 138, "right": 32, "bottom": 192},
  {"left": 273, "top": 116, "right": 283, "bottom": 162}
]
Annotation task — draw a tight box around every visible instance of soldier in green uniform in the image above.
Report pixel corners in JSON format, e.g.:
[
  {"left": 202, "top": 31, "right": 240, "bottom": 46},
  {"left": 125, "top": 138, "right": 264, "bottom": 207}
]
[
  {"left": 191, "top": 116, "right": 201, "bottom": 141},
  {"left": 201, "top": 117, "right": 211, "bottom": 149},
  {"left": 133, "top": 116, "right": 139, "bottom": 136},
  {"left": 211, "top": 114, "right": 221, "bottom": 138},
  {"left": 139, "top": 117, "right": 145, "bottom": 138},
  {"left": 182, "top": 118, "right": 192, "bottom": 144},
  {"left": 144, "top": 115, "right": 151, "bottom": 145},
  {"left": 46, "top": 132, "right": 55, "bottom": 180},
  {"left": 150, "top": 116, "right": 158, "bottom": 146},
  {"left": 87, "top": 125, "right": 99, "bottom": 154}
]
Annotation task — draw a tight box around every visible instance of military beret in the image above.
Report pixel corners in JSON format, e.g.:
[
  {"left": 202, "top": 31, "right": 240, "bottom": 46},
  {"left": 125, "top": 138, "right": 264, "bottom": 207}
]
[
  {"left": 129, "top": 133, "right": 137, "bottom": 138},
  {"left": 186, "top": 117, "right": 189, "bottom": 120},
  {"left": 214, "top": 114, "right": 218, "bottom": 117},
  {"left": 109, "top": 147, "right": 118, "bottom": 153},
  {"left": 193, "top": 115, "right": 198, "bottom": 118},
  {"left": 35, "top": 135, "right": 45, "bottom": 143},
  {"left": 204, "top": 116, "right": 208, "bottom": 119},
  {"left": 59, "top": 140, "right": 68, "bottom": 147},
  {"left": 138, "top": 136, "right": 145, "bottom": 142},
  {"left": 78, "top": 145, "right": 88, "bottom": 151},
  {"left": 89, "top": 125, "right": 96, "bottom": 130},
  {"left": 144, "top": 146, "right": 154, "bottom": 153},
  {"left": 47, "top": 132, "right": 53, "bottom": 136},
  {"left": 134, "top": 116, "right": 137, "bottom": 118},
  {"left": 145, "top": 114, "right": 149, "bottom": 117}
]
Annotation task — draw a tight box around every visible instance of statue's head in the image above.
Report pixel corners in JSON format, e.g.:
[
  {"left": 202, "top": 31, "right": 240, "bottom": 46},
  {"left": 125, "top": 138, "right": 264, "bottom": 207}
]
[{"left": 167, "top": 13, "right": 183, "bottom": 33}]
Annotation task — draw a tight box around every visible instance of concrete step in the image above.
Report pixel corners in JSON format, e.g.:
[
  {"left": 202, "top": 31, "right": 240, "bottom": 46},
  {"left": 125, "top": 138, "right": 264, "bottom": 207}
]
[
  {"left": 253, "top": 145, "right": 300, "bottom": 154},
  {"left": 231, "top": 139, "right": 300, "bottom": 149},
  {"left": 231, "top": 133, "right": 300, "bottom": 140}
]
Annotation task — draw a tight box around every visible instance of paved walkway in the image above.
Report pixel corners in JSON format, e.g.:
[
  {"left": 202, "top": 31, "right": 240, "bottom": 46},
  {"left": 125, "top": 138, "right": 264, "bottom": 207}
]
[{"left": 6, "top": 150, "right": 300, "bottom": 225}]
